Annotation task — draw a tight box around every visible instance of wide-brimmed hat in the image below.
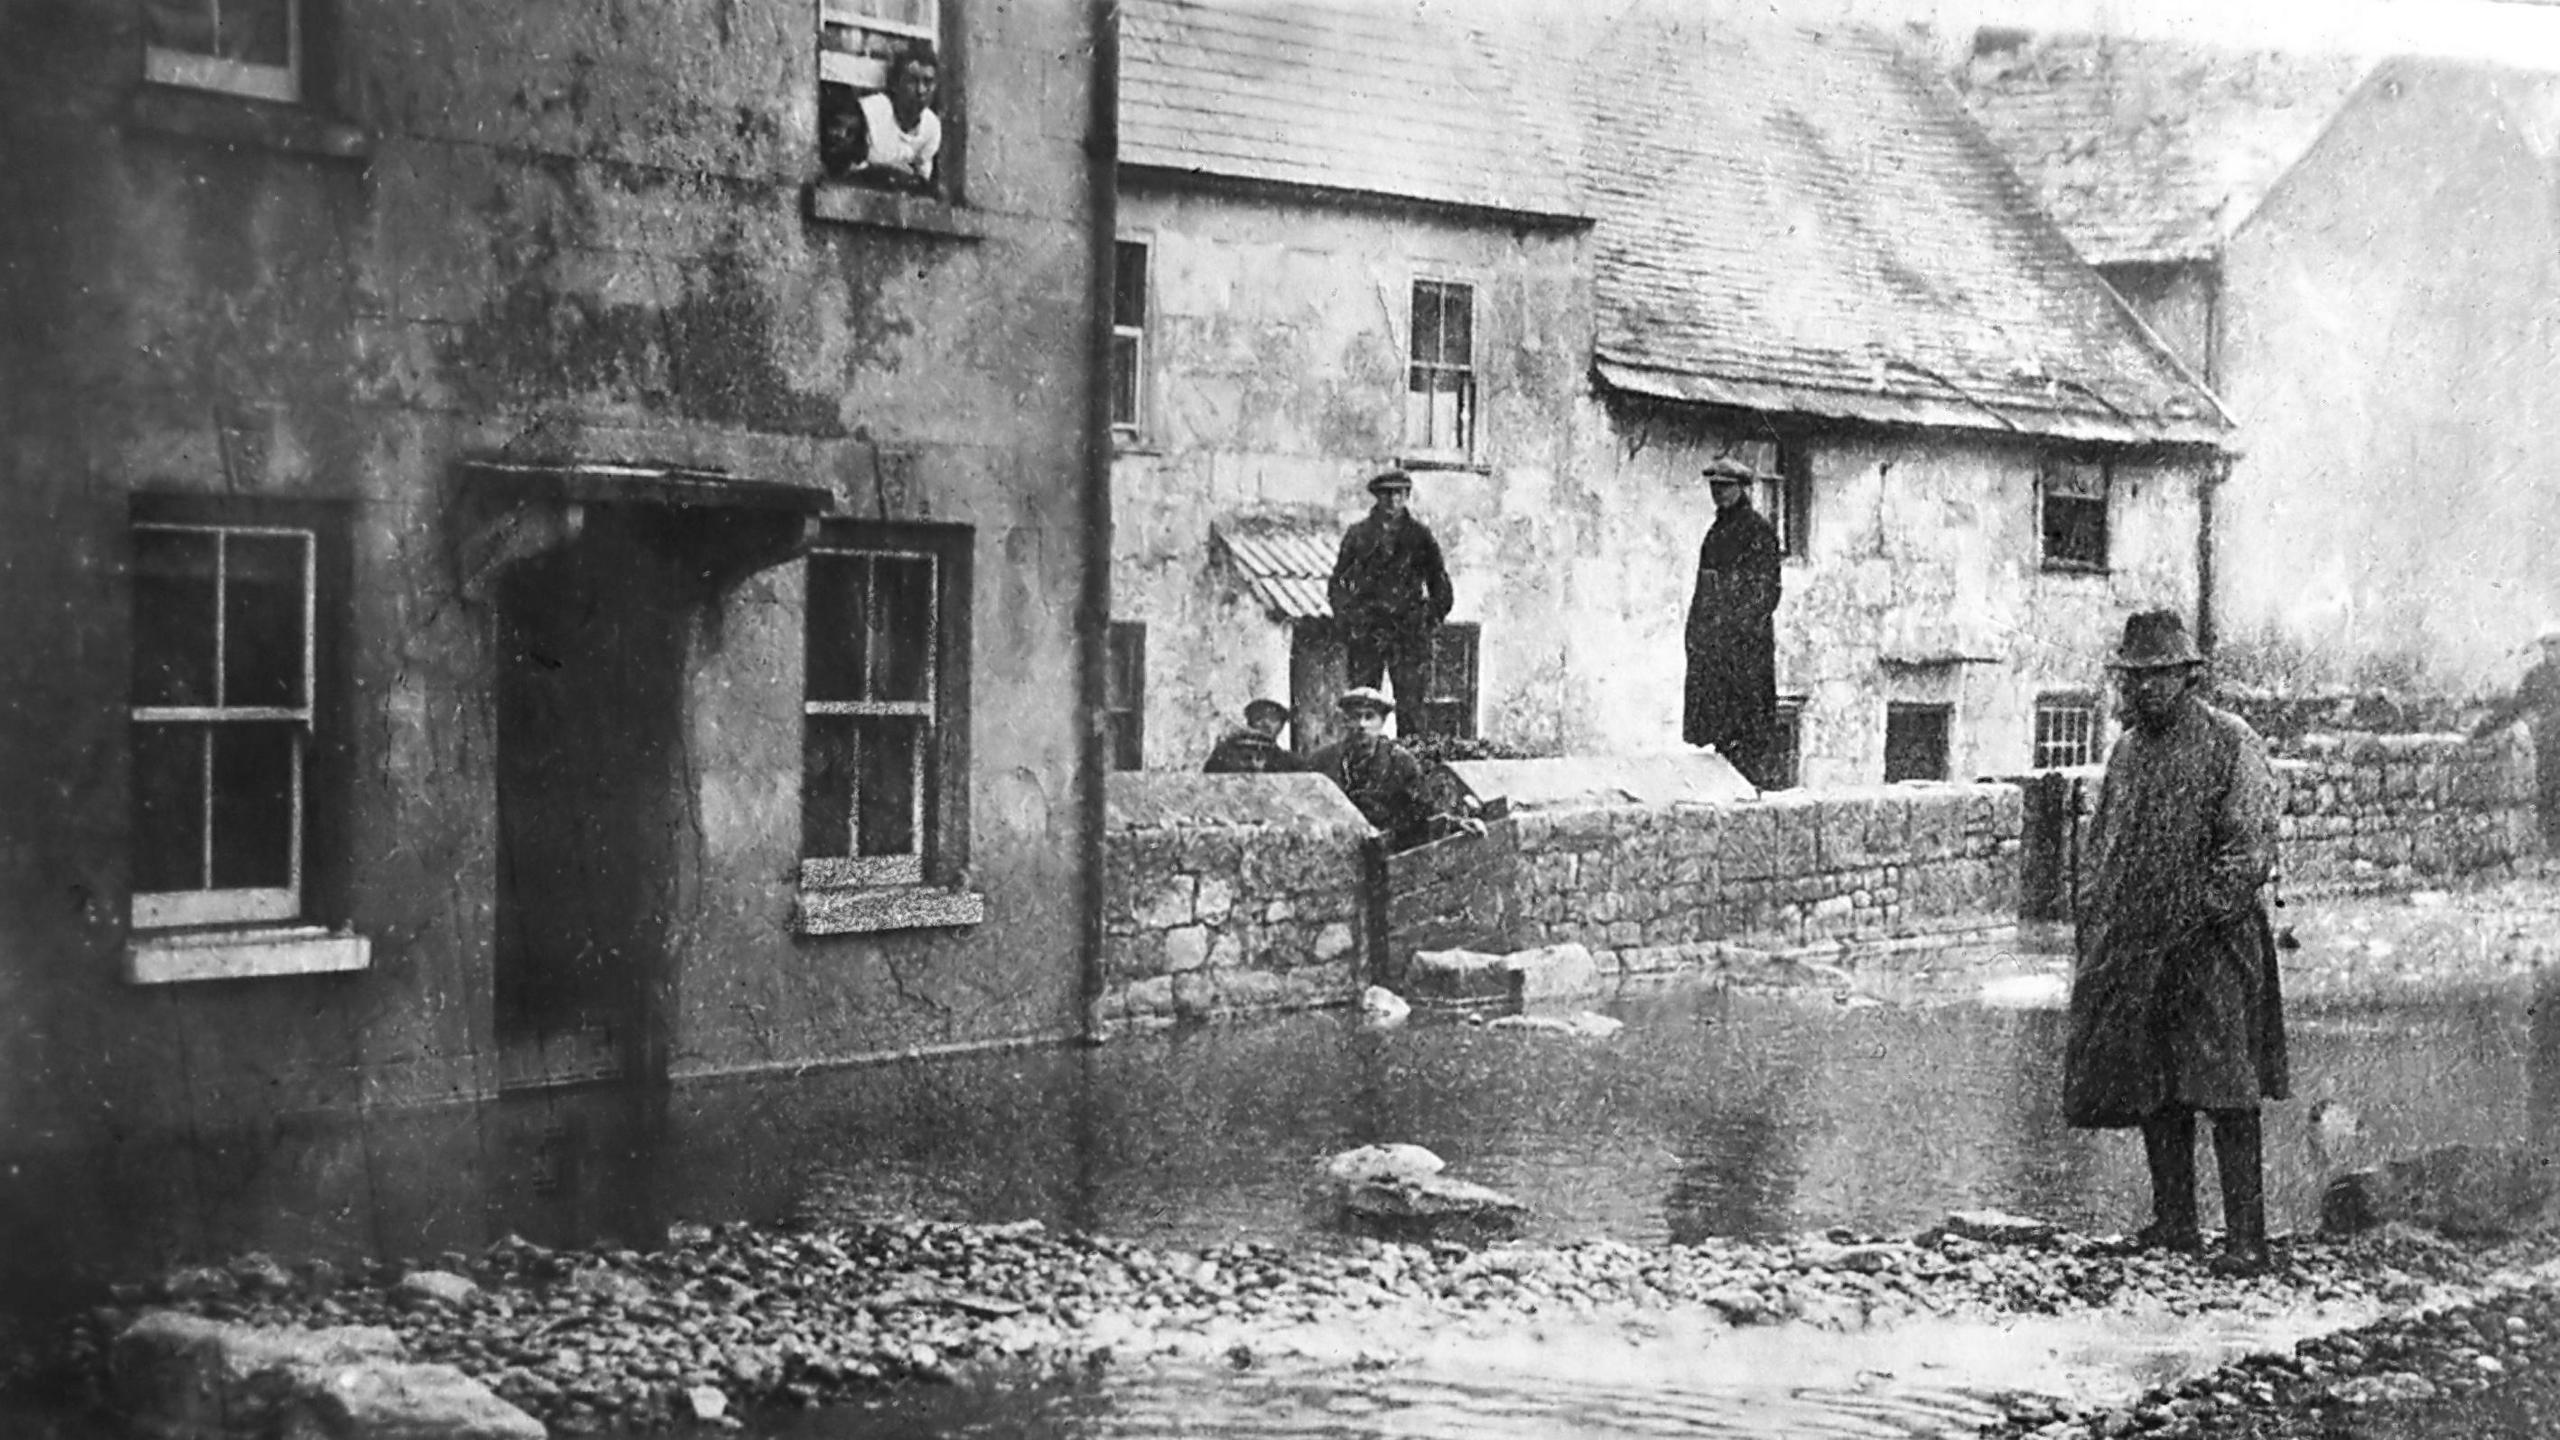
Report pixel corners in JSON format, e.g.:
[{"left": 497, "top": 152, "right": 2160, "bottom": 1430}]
[
  {"left": 1366, "top": 469, "right": 1414, "bottom": 496},
  {"left": 2108, "top": 609, "right": 2205, "bottom": 670},
  {"left": 1701, "top": 454, "right": 1773, "bottom": 485},
  {"left": 1336, "top": 685, "right": 1396, "bottom": 715},
  {"left": 1243, "top": 698, "right": 1293, "bottom": 726}
]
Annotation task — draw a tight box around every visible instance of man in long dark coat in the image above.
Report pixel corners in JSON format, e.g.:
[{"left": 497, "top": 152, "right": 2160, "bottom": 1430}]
[
  {"left": 2065, "top": 609, "right": 2289, "bottom": 1273},
  {"left": 1327, "top": 470, "right": 1453, "bottom": 720},
  {"left": 2470, "top": 624, "right": 2560, "bottom": 848},
  {"left": 1682, "top": 456, "right": 1783, "bottom": 786}
]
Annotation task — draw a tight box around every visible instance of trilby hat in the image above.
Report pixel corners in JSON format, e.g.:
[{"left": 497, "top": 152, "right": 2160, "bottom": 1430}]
[{"left": 2108, "top": 608, "right": 2205, "bottom": 670}]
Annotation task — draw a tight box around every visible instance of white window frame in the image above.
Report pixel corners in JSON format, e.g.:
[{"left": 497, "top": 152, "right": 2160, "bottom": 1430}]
[
  {"left": 1405, "top": 277, "right": 1477, "bottom": 459},
  {"left": 802, "top": 544, "right": 940, "bottom": 888},
  {"left": 1111, "top": 238, "right": 1149, "bottom": 440},
  {"left": 145, "top": 0, "right": 303, "bottom": 104},
  {"left": 130, "top": 522, "right": 315, "bottom": 930},
  {"left": 2032, "top": 691, "right": 2101, "bottom": 769},
  {"left": 819, "top": 0, "right": 940, "bottom": 90}
]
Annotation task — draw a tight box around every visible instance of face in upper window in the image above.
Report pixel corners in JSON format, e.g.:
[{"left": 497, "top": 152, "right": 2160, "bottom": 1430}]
[{"left": 889, "top": 55, "right": 939, "bottom": 125}]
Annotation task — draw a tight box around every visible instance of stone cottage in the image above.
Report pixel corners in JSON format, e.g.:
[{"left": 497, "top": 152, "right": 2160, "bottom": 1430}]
[
  {"left": 1111, "top": 0, "right": 2231, "bottom": 787},
  {"left": 1959, "top": 37, "right": 2560, "bottom": 697},
  {"left": 0, "top": 0, "right": 1110, "bottom": 1296}
]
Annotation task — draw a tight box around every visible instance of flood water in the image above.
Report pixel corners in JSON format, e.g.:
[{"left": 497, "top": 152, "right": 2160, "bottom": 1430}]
[{"left": 6, "top": 945, "right": 2548, "bottom": 1439}]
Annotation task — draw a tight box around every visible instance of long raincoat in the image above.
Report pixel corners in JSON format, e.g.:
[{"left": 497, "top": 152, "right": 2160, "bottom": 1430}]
[
  {"left": 1681, "top": 502, "right": 1782, "bottom": 762},
  {"left": 2064, "top": 695, "right": 2290, "bottom": 1127}
]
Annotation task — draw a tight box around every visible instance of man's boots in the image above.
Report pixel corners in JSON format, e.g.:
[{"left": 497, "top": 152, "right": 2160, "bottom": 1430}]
[
  {"left": 2137, "top": 1110, "right": 2202, "bottom": 1253},
  {"left": 2209, "top": 1107, "right": 2271, "bottom": 1274}
]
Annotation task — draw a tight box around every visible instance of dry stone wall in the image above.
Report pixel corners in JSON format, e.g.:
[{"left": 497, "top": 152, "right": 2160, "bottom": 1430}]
[
  {"left": 1101, "top": 774, "right": 1372, "bottom": 1024},
  {"left": 1506, "top": 784, "right": 2024, "bottom": 972},
  {"left": 2273, "top": 733, "right": 2537, "bottom": 893}
]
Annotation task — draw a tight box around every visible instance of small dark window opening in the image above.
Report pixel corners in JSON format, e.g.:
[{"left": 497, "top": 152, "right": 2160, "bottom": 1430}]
[
  {"left": 1104, "top": 621, "right": 1145, "bottom": 770},
  {"left": 1412, "top": 622, "right": 1480, "bottom": 740},
  {"left": 1884, "top": 702, "right": 1952, "bottom": 783},
  {"left": 1766, "top": 695, "right": 1806, "bottom": 789},
  {"left": 2040, "top": 455, "right": 2110, "bottom": 571}
]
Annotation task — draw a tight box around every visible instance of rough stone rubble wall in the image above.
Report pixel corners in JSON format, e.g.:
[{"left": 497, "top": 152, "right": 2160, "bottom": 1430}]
[
  {"left": 1507, "top": 784, "right": 2023, "bottom": 972},
  {"left": 1101, "top": 780, "right": 2028, "bottom": 1019},
  {"left": 2272, "top": 733, "right": 2538, "bottom": 894},
  {"left": 1100, "top": 820, "right": 1369, "bottom": 1025}
]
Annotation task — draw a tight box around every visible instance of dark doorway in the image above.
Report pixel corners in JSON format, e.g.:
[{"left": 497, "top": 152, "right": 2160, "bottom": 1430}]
[
  {"left": 493, "top": 510, "right": 690, "bottom": 1090},
  {"left": 1884, "top": 702, "right": 1953, "bottom": 783}
]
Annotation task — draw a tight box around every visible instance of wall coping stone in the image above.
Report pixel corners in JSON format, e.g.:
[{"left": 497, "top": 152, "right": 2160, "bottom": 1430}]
[{"left": 1106, "top": 772, "right": 1370, "bottom": 834}]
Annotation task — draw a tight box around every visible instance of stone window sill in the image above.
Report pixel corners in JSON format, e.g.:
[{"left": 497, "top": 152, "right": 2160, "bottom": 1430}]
[
  {"left": 126, "top": 924, "right": 372, "bottom": 985},
  {"left": 124, "top": 85, "right": 371, "bottom": 162},
  {"left": 1396, "top": 454, "right": 1489, "bottom": 475},
  {"left": 804, "top": 183, "right": 989, "bottom": 239},
  {"left": 796, "top": 884, "right": 987, "bottom": 935}
]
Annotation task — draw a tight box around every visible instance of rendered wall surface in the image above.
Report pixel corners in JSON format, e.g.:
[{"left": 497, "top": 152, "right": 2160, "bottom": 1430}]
[{"left": 0, "top": 0, "right": 1105, "bottom": 1289}]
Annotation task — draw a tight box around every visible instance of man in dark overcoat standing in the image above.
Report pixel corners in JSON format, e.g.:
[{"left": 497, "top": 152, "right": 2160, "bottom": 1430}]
[
  {"left": 1682, "top": 455, "right": 1783, "bottom": 786},
  {"left": 2064, "top": 609, "right": 2289, "bottom": 1274},
  {"left": 1327, "top": 470, "right": 1453, "bottom": 721}
]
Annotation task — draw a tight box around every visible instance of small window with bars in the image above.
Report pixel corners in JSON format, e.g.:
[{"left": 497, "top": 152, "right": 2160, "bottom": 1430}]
[
  {"left": 1111, "top": 240, "right": 1148, "bottom": 439},
  {"left": 130, "top": 521, "right": 316, "bottom": 929},
  {"left": 1406, "top": 279, "right": 1475, "bottom": 456},
  {"left": 1105, "top": 621, "right": 1146, "bottom": 770},
  {"left": 2032, "top": 692, "right": 2101, "bottom": 769},
  {"left": 803, "top": 545, "right": 942, "bottom": 886},
  {"left": 2040, "top": 455, "right": 2110, "bottom": 571},
  {"left": 145, "top": 0, "right": 303, "bottom": 102},
  {"left": 1884, "top": 702, "right": 1953, "bottom": 783}
]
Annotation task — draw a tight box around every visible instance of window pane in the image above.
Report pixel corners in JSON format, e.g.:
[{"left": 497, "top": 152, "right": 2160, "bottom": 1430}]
[
  {"left": 134, "top": 528, "right": 219, "bottom": 708},
  {"left": 1111, "top": 333, "right": 1141, "bottom": 429},
  {"left": 1410, "top": 284, "right": 1442, "bottom": 366},
  {"left": 867, "top": 557, "right": 935, "bottom": 703},
  {"left": 801, "top": 714, "right": 860, "bottom": 859},
  {"left": 132, "top": 723, "right": 208, "bottom": 892},
  {"left": 1113, "top": 242, "right": 1148, "bottom": 329},
  {"left": 221, "top": 0, "right": 295, "bottom": 67},
  {"left": 1439, "top": 286, "right": 1472, "bottom": 366},
  {"left": 209, "top": 722, "right": 296, "bottom": 889},
  {"left": 806, "top": 555, "right": 871, "bottom": 703},
  {"left": 855, "top": 716, "right": 922, "bottom": 858},
  {"left": 223, "top": 531, "right": 309, "bottom": 710}
]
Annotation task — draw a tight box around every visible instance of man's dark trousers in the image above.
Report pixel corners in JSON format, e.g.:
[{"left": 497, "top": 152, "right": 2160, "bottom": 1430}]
[{"left": 1346, "top": 631, "right": 1432, "bottom": 724}]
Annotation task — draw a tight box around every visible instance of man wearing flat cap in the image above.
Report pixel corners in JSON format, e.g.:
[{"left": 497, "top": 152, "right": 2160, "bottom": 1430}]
[
  {"left": 1682, "top": 454, "right": 1784, "bottom": 786},
  {"left": 1327, "top": 470, "right": 1454, "bottom": 725},
  {"left": 2064, "top": 608, "right": 2288, "bottom": 1275},
  {"left": 1311, "top": 686, "right": 1478, "bottom": 851},
  {"left": 1202, "top": 699, "right": 1304, "bottom": 774}
]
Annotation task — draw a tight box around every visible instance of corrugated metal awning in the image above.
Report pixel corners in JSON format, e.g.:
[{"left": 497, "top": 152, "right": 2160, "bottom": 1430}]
[{"left": 1212, "top": 514, "right": 1340, "bottom": 621}]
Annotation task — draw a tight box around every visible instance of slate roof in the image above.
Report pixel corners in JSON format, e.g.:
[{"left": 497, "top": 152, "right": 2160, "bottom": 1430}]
[
  {"left": 1118, "top": 1, "right": 2227, "bottom": 448},
  {"left": 1582, "top": 7, "right": 2225, "bottom": 447},
  {"left": 1212, "top": 510, "right": 1338, "bottom": 620},
  {"left": 1953, "top": 37, "right": 2369, "bottom": 266},
  {"left": 1118, "top": 0, "right": 1586, "bottom": 221}
]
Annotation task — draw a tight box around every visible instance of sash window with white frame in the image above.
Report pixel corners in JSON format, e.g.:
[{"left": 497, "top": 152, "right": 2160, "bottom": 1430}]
[
  {"left": 130, "top": 521, "right": 315, "bottom": 929},
  {"left": 1406, "top": 279, "right": 1475, "bottom": 457},
  {"left": 145, "top": 0, "right": 302, "bottom": 103},
  {"left": 803, "top": 544, "right": 941, "bottom": 886},
  {"left": 1111, "top": 240, "right": 1149, "bottom": 438}
]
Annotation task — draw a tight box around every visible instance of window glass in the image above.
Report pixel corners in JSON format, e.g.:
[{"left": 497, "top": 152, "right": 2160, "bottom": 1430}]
[
  {"left": 1884, "top": 703, "right": 1952, "bottom": 782},
  {"left": 1406, "top": 281, "right": 1476, "bottom": 454},
  {"left": 802, "top": 539, "right": 956, "bottom": 885},
  {"left": 145, "top": 0, "right": 300, "bottom": 101},
  {"left": 2041, "top": 456, "right": 2110, "bottom": 570}
]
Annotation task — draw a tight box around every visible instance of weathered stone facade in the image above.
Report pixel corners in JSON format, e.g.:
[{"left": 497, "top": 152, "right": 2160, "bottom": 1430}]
[{"left": 1101, "top": 775, "right": 1371, "bottom": 1024}]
